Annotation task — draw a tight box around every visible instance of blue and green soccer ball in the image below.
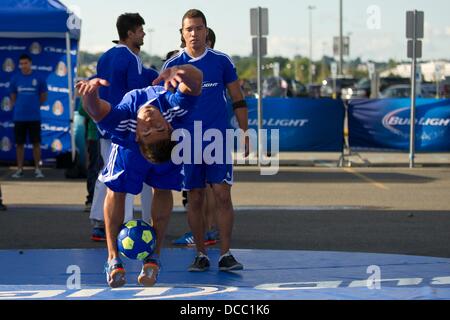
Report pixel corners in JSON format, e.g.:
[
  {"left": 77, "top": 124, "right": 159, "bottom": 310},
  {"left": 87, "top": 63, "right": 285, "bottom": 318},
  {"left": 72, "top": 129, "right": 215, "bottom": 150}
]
[{"left": 117, "top": 220, "right": 157, "bottom": 261}]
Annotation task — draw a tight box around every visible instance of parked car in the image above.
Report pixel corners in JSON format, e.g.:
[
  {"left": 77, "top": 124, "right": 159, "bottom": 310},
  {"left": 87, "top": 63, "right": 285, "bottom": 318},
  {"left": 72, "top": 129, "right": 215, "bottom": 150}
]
[
  {"left": 320, "top": 77, "right": 359, "bottom": 99},
  {"left": 262, "top": 76, "right": 289, "bottom": 97},
  {"left": 379, "top": 84, "right": 411, "bottom": 98},
  {"left": 351, "top": 77, "right": 411, "bottom": 98},
  {"left": 287, "top": 79, "right": 308, "bottom": 97}
]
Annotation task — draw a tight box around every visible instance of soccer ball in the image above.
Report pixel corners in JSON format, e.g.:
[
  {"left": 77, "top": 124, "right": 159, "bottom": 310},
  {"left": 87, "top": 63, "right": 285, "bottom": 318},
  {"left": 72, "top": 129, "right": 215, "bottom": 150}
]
[{"left": 117, "top": 220, "right": 157, "bottom": 261}]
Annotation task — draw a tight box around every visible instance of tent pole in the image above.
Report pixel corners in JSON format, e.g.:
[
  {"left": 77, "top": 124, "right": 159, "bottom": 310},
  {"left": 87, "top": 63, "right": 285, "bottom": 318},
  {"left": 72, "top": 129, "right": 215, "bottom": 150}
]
[{"left": 65, "top": 32, "right": 75, "bottom": 162}]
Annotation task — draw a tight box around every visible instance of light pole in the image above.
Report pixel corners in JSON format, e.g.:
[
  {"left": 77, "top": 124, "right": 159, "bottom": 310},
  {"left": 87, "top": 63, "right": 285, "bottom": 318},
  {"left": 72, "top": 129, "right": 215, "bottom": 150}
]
[
  {"left": 146, "top": 28, "right": 155, "bottom": 55},
  {"left": 308, "top": 5, "right": 316, "bottom": 85},
  {"left": 339, "top": 0, "right": 344, "bottom": 76}
]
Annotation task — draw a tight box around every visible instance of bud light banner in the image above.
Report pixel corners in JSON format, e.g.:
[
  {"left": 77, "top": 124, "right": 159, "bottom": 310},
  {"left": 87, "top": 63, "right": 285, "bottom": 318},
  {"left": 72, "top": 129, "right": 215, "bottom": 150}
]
[
  {"left": 0, "top": 37, "right": 78, "bottom": 162},
  {"left": 348, "top": 99, "right": 450, "bottom": 152},
  {"left": 229, "top": 98, "right": 345, "bottom": 152}
]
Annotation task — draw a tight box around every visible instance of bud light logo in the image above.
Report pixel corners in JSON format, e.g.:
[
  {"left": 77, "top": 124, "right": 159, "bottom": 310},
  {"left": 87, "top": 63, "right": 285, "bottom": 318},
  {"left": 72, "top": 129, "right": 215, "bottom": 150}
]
[
  {"left": 2, "top": 58, "right": 15, "bottom": 73},
  {"left": 29, "top": 42, "right": 42, "bottom": 55},
  {"left": 52, "top": 100, "right": 64, "bottom": 116},
  {"left": 382, "top": 106, "right": 450, "bottom": 139}
]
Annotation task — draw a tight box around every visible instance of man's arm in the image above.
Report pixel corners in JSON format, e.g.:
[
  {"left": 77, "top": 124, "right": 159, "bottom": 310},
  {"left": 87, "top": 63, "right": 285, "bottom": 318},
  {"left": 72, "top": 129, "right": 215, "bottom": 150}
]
[
  {"left": 39, "top": 92, "right": 48, "bottom": 104},
  {"left": 227, "top": 80, "right": 248, "bottom": 132},
  {"left": 227, "top": 80, "right": 250, "bottom": 156},
  {"left": 75, "top": 78, "right": 111, "bottom": 122},
  {"left": 9, "top": 93, "right": 16, "bottom": 107},
  {"left": 152, "top": 64, "right": 203, "bottom": 96}
]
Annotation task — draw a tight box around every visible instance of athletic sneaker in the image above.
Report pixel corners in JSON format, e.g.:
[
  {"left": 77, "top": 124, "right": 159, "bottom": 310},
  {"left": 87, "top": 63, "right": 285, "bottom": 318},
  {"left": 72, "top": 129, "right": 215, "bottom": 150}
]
[
  {"left": 138, "top": 255, "right": 160, "bottom": 287},
  {"left": 188, "top": 253, "right": 210, "bottom": 272},
  {"left": 104, "top": 258, "right": 126, "bottom": 288},
  {"left": 91, "top": 227, "right": 106, "bottom": 242},
  {"left": 172, "top": 231, "right": 196, "bottom": 247},
  {"left": 219, "top": 253, "right": 244, "bottom": 271},
  {"left": 172, "top": 230, "right": 220, "bottom": 247},
  {"left": 35, "top": 169, "right": 44, "bottom": 179},
  {"left": 11, "top": 170, "right": 24, "bottom": 179},
  {"left": 204, "top": 229, "right": 220, "bottom": 246},
  {"left": 0, "top": 202, "right": 7, "bottom": 211}
]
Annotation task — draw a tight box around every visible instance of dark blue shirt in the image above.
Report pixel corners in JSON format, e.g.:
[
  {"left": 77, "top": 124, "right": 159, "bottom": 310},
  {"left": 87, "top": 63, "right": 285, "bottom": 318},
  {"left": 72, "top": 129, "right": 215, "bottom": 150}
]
[{"left": 9, "top": 72, "right": 47, "bottom": 122}]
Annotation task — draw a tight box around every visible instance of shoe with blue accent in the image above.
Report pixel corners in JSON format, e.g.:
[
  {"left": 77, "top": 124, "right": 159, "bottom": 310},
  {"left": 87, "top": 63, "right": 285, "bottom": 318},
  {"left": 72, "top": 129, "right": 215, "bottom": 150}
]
[
  {"left": 138, "top": 254, "right": 160, "bottom": 287},
  {"left": 172, "top": 230, "right": 220, "bottom": 247},
  {"left": 104, "top": 258, "right": 126, "bottom": 288},
  {"left": 172, "top": 231, "right": 196, "bottom": 247},
  {"left": 91, "top": 227, "right": 106, "bottom": 242},
  {"left": 205, "top": 229, "right": 220, "bottom": 246}
]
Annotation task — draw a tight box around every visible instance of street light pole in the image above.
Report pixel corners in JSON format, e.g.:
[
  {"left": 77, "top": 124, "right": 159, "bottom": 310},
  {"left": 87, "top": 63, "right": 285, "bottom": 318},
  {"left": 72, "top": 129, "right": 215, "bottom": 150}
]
[
  {"left": 146, "top": 28, "right": 155, "bottom": 55},
  {"left": 339, "top": 0, "right": 344, "bottom": 76},
  {"left": 308, "top": 5, "right": 316, "bottom": 85}
]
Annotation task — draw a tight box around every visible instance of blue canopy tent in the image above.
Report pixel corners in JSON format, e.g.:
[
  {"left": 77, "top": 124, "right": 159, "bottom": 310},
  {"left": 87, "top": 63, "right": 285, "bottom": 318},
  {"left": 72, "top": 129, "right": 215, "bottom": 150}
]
[{"left": 0, "top": 0, "right": 81, "bottom": 163}]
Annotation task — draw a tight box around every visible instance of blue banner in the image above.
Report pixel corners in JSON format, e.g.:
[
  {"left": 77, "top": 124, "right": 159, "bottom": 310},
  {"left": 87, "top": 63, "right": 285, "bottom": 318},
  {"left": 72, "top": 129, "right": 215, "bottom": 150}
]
[
  {"left": 0, "top": 37, "right": 78, "bottom": 162},
  {"left": 348, "top": 98, "right": 450, "bottom": 152},
  {"left": 229, "top": 98, "right": 345, "bottom": 152}
]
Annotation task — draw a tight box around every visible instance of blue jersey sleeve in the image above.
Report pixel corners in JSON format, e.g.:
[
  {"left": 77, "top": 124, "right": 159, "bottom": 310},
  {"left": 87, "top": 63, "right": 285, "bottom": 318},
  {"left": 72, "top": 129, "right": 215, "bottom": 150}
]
[
  {"left": 165, "top": 89, "right": 198, "bottom": 113},
  {"left": 222, "top": 55, "right": 238, "bottom": 85},
  {"left": 141, "top": 67, "right": 159, "bottom": 87},
  {"left": 97, "top": 91, "right": 136, "bottom": 140},
  {"left": 127, "top": 57, "right": 142, "bottom": 90}
]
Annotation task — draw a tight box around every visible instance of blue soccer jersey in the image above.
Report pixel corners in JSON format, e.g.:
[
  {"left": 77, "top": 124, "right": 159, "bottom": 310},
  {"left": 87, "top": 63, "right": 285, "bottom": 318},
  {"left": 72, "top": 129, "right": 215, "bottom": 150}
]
[
  {"left": 9, "top": 72, "right": 47, "bottom": 122},
  {"left": 96, "top": 45, "right": 158, "bottom": 138},
  {"left": 162, "top": 48, "right": 238, "bottom": 131},
  {"left": 97, "top": 85, "right": 197, "bottom": 150}
]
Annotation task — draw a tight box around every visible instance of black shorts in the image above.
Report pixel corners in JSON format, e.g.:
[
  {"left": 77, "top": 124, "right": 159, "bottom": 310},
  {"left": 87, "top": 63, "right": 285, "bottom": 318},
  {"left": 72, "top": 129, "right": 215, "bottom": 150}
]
[{"left": 13, "top": 121, "right": 41, "bottom": 145}]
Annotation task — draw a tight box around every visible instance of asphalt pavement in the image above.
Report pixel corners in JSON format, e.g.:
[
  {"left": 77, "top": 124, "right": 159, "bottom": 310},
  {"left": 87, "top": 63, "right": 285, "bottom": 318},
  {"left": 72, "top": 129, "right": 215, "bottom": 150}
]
[{"left": 1, "top": 153, "right": 450, "bottom": 258}]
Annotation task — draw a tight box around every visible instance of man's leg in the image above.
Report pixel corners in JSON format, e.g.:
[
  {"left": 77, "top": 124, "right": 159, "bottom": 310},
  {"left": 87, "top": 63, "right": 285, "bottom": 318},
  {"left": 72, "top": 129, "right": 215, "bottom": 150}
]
[
  {"left": 210, "top": 183, "right": 234, "bottom": 256},
  {"left": 151, "top": 188, "right": 172, "bottom": 255},
  {"left": 32, "top": 142, "right": 41, "bottom": 170},
  {"left": 211, "top": 183, "right": 243, "bottom": 271},
  {"left": 104, "top": 189, "right": 126, "bottom": 261},
  {"left": 187, "top": 188, "right": 207, "bottom": 255},
  {"left": 15, "top": 144, "right": 24, "bottom": 171},
  {"left": 103, "top": 189, "right": 127, "bottom": 288},
  {"left": 138, "top": 188, "right": 171, "bottom": 287}
]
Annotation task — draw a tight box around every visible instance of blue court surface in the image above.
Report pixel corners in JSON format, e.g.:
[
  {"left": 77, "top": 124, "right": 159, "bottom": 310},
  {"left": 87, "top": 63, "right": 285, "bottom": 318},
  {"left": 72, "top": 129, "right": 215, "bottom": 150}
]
[{"left": 0, "top": 248, "right": 449, "bottom": 300}]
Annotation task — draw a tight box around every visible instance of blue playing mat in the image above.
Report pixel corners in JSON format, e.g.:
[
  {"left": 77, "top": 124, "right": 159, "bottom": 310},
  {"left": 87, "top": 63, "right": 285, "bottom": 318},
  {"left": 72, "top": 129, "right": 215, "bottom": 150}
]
[{"left": 0, "top": 248, "right": 449, "bottom": 300}]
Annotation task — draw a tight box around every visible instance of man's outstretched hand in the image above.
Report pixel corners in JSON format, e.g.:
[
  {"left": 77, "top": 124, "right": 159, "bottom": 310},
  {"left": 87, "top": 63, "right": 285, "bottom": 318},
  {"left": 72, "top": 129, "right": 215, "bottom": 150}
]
[
  {"left": 152, "top": 66, "right": 186, "bottom": 91},
  {"left": 76, "top": 78, "right": 110, "bottom": 96}
]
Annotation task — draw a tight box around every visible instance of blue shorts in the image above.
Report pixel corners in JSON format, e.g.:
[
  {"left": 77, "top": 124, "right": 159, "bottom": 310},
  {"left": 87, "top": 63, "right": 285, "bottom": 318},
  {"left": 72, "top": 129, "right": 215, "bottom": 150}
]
[
  {"left": 178, "top": 126, "right": 234, "bottom": 190},
  {"left": 99, "top": 143, "right": 183, "bottom": 194},
  {"left": 183, "top": 162, "right": 233, "bottom": 190}
]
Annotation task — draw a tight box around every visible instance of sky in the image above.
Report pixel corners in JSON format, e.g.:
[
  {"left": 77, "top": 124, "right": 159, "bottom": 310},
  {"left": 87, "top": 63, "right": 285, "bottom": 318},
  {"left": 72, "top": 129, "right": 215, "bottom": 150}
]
[{"left": 63, "top": 0, "right": 450, "bottom": 62}]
